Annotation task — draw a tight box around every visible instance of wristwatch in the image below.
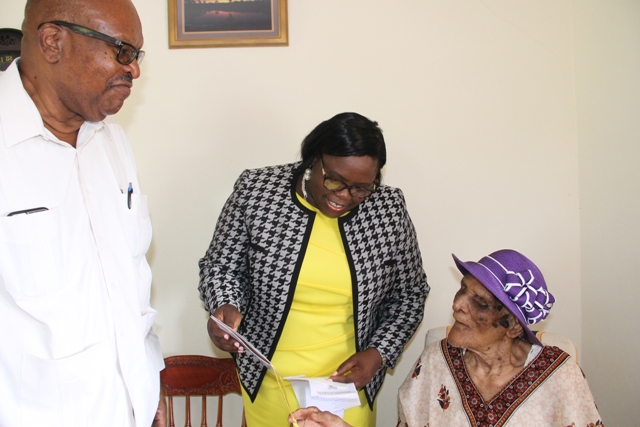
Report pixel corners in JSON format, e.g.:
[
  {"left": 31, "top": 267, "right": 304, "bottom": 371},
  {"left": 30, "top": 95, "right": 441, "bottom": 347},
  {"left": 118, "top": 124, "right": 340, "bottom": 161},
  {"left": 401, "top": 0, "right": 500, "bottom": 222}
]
[{"left": 369, "top": 346, "right": 388, "bottom": 370}]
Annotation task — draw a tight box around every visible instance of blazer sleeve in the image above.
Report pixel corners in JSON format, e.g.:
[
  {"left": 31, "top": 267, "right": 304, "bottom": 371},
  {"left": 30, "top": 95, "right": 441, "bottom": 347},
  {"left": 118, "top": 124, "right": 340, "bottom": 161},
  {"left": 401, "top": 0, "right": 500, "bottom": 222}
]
[
  {"left": 367, "top": 190, "right": 429, "bottom": 368},
  {"left": 198, "top": 170, "right": 252, "bottom": 314}
]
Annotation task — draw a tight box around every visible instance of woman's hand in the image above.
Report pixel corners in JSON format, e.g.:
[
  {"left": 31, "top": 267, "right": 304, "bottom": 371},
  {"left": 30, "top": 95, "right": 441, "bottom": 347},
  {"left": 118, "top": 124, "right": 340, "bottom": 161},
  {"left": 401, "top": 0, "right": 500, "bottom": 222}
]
[
  {"left": 207, "top": 304, "right": 244, "bottom": 353},
  {"left": 289, "top": 407, "right": 352, "bottom": 427},
  {"left": 329, "top": 347, "right": 383, "bottom": 390}
]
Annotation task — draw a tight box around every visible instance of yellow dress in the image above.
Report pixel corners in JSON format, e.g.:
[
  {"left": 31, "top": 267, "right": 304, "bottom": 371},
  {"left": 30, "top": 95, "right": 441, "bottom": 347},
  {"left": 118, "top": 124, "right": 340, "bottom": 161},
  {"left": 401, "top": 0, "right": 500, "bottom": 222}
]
[{"left": 241, "top": 195, "right": 376, "bottom": 427}]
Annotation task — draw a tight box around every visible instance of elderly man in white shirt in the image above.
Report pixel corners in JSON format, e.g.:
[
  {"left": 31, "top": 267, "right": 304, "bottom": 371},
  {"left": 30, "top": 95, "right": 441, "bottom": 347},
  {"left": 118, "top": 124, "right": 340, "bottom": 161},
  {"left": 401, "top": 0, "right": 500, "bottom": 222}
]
[{"left": 0, "top": 0, "right": 165, "bottom": 426}]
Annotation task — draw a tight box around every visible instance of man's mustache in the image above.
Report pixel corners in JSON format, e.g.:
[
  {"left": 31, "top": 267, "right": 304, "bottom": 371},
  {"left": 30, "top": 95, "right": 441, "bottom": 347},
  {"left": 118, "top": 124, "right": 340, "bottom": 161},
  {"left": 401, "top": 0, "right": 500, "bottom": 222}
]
[{"left": 109, "top": 74, "right": 133, "bottom": 87}]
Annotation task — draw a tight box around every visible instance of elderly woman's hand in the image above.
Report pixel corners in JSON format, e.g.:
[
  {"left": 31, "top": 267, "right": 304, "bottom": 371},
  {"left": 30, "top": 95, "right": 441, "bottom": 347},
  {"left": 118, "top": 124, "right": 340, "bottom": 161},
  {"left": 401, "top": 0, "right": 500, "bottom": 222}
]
[
  {"left": 289, "top": 407, "right": 352, "bottom": 427},
  {"left": 207, "top": 304, "right": 244, "bottom": 353},
  {"left": 329, "top": 347, "right": 382, "bottom": 390}
]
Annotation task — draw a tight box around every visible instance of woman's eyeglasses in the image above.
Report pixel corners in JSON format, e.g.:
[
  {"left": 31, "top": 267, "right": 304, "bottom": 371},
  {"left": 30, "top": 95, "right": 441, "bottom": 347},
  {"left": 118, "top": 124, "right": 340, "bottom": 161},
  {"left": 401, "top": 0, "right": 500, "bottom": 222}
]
[
  {"left": 321, "top": 158, "right": 377, "bottom": 199},
  {"left": 38, "top": 20, "right": 145, "bottom": 65}
]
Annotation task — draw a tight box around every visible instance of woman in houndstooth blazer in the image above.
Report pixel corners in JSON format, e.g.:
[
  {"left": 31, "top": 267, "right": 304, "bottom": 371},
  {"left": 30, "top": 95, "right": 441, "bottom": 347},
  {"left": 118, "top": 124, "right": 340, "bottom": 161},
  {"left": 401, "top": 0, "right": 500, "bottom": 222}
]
[{"left": 199, "top": 112, "right": 429, "bottom": 426}]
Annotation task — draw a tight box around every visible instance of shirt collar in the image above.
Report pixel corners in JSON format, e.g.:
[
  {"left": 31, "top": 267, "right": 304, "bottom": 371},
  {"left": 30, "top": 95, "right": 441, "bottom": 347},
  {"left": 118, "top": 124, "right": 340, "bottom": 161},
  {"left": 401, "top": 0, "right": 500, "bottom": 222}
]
[{"left": 0, "top": 59, "right": 110, "bottom": 149}]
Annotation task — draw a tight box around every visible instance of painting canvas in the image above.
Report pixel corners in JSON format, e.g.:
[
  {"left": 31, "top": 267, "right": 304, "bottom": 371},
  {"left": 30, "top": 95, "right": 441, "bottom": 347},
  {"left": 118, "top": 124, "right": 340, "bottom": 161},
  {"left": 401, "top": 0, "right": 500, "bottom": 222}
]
[
  {"left": 169, "top": 0, "right": 288, "bottom": 48},
  {"left": 0, "top": 28, "right": 22, "bottom": 72}
]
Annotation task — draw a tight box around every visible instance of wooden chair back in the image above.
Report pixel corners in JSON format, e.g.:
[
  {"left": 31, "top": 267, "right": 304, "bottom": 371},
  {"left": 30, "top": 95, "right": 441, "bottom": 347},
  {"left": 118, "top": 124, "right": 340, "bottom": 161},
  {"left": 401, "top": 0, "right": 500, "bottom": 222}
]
[{"left": 161, "top": 355, "right": 247, "bottom": 427}]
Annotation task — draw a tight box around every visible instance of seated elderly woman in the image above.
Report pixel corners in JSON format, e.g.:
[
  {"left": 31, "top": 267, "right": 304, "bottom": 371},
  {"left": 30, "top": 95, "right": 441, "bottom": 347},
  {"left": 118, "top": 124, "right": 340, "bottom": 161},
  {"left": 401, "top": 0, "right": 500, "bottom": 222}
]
[{"left": 290, "top": 249, "right": 604, "bottom": 427}]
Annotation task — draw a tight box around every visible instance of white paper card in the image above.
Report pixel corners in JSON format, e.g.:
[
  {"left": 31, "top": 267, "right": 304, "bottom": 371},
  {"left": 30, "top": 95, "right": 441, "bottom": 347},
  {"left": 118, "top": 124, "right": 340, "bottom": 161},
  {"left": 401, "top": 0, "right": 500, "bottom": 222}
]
[
  {"left": 209, "top": 315, "right": 273, "bottom": 371},
  {"left": 285, "top": 376, "right": 361, "bottom": 418}
]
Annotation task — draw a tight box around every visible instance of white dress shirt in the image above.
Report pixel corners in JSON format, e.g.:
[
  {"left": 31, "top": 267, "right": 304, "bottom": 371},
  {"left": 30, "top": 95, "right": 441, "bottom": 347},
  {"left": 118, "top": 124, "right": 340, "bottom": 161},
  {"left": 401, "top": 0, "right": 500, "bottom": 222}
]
[{"left": 0, "top": 61, "right": 164, "bottom": 427}]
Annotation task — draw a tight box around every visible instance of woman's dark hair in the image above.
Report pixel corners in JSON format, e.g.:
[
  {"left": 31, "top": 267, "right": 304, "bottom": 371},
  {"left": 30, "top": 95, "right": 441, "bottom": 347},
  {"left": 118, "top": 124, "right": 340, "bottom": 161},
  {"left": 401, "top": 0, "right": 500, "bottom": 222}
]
[{"left": 299, "top": 112, "right": 387, "bottom": 180}]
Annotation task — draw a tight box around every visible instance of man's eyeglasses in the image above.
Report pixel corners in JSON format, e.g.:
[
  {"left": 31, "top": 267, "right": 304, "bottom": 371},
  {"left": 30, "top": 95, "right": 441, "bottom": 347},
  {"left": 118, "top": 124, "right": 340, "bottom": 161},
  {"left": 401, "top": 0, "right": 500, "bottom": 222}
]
[
  {"left": 321, "top": 158, "right": 377, "bottom": 199},
  {"left": 38, "top": 20, "right": 145, "bottom": 65}
]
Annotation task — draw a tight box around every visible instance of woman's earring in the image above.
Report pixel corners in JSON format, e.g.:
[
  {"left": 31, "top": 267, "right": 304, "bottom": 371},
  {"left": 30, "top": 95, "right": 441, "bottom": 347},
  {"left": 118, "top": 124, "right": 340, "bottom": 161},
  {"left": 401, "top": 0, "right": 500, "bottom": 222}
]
[{"left": 301, "top": 168, "right": 312, "bottom": 200}]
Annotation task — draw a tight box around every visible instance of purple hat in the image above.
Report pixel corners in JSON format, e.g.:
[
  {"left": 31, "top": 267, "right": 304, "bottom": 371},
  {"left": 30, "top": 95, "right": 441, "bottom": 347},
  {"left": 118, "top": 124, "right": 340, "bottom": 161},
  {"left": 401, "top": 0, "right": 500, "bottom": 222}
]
[{"left": 452, "top": 249, "right": 555, "bottom": 346}]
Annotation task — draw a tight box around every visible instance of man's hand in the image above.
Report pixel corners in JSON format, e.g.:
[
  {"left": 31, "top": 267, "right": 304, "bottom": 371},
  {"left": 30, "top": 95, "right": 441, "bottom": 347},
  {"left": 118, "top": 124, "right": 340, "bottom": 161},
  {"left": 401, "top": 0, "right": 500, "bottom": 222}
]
[
  {"left": 289, "top": 407, "right": 352, "bottom": 427},
  {"left": 329, "top": 347, "right": 383, "bottom": 390},
  {"left": 151, "top": 389, "right": 167, "bottom": 427},
  {"left": 207, "top": 304, "right": 244, "bottom": 353}
]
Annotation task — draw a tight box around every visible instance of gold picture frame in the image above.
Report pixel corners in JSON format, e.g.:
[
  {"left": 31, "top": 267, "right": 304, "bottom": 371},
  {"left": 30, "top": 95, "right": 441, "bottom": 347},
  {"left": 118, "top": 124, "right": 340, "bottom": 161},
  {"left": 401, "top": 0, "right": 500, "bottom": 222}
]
[{"left": 168, "top": 0, "right": 288, "bottom": 48}]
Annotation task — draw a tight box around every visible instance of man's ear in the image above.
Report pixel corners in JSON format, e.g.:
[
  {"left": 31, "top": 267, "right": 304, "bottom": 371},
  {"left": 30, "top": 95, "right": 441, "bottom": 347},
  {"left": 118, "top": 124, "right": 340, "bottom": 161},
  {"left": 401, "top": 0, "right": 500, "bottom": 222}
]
[
  {"left": 38, "top": 23, "right": 64, "bottom": 64},
  {"left": 505, "top": 315, "right": 524, "bottom": 340}
]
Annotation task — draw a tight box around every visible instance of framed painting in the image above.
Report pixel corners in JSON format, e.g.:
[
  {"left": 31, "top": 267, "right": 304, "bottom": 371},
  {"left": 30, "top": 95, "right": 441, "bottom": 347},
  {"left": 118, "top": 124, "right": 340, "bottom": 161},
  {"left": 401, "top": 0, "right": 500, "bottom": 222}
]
[
  {"left": 0, "top": 28, "right": 23, "bottom": 71},
  {"left": 168, "top": 0, "right": 288, "bottom": 48}
]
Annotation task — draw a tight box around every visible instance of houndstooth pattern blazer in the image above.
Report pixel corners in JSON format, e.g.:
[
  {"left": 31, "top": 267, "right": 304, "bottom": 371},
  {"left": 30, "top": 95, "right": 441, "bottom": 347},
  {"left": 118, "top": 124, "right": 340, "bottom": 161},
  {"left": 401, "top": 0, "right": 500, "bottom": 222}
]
[{"left": 198, "top": 163, "right": 429, "bottom": 408}]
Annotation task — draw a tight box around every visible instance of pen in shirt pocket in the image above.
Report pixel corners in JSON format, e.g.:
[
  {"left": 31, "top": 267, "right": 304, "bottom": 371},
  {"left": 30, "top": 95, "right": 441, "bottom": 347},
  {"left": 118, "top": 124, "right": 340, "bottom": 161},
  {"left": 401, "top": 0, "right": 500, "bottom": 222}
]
[
  {"left": 7, "top": 207, "right": 49, "bottom": 216},
  {"left": 127, "top": 182, "right": 133, "bottom": 210}
]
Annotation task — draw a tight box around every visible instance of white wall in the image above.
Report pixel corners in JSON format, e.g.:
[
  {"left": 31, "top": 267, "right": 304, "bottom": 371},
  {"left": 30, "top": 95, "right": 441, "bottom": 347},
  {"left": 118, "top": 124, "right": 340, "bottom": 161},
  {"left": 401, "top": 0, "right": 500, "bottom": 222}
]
[
  {"left": 2, "top": 0, "right": 619, "bottom": 425},
  {"left": 574, "top": 1, "right": 640, "bottom": 426}
]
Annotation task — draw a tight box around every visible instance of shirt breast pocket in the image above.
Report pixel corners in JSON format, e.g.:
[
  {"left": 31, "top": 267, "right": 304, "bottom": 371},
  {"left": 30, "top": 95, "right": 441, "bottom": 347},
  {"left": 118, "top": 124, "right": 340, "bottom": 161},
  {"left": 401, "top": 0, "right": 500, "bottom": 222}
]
[
  {"left": 119, "top": 193, "right": 152, "bottom": 261},
  {"left": 0, "top": 208, "right": 65, "bottom": 300}
]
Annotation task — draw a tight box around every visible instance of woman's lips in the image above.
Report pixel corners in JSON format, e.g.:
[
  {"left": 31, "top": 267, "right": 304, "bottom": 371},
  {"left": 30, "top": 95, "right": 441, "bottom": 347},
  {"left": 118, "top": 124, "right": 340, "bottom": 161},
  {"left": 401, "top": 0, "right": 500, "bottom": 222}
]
[
  {"left": 452, "top": 318, "right": 470, "bottom": 330},
  {"left": 326, "top": 199, "right": 346, "bottom": 212}
]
